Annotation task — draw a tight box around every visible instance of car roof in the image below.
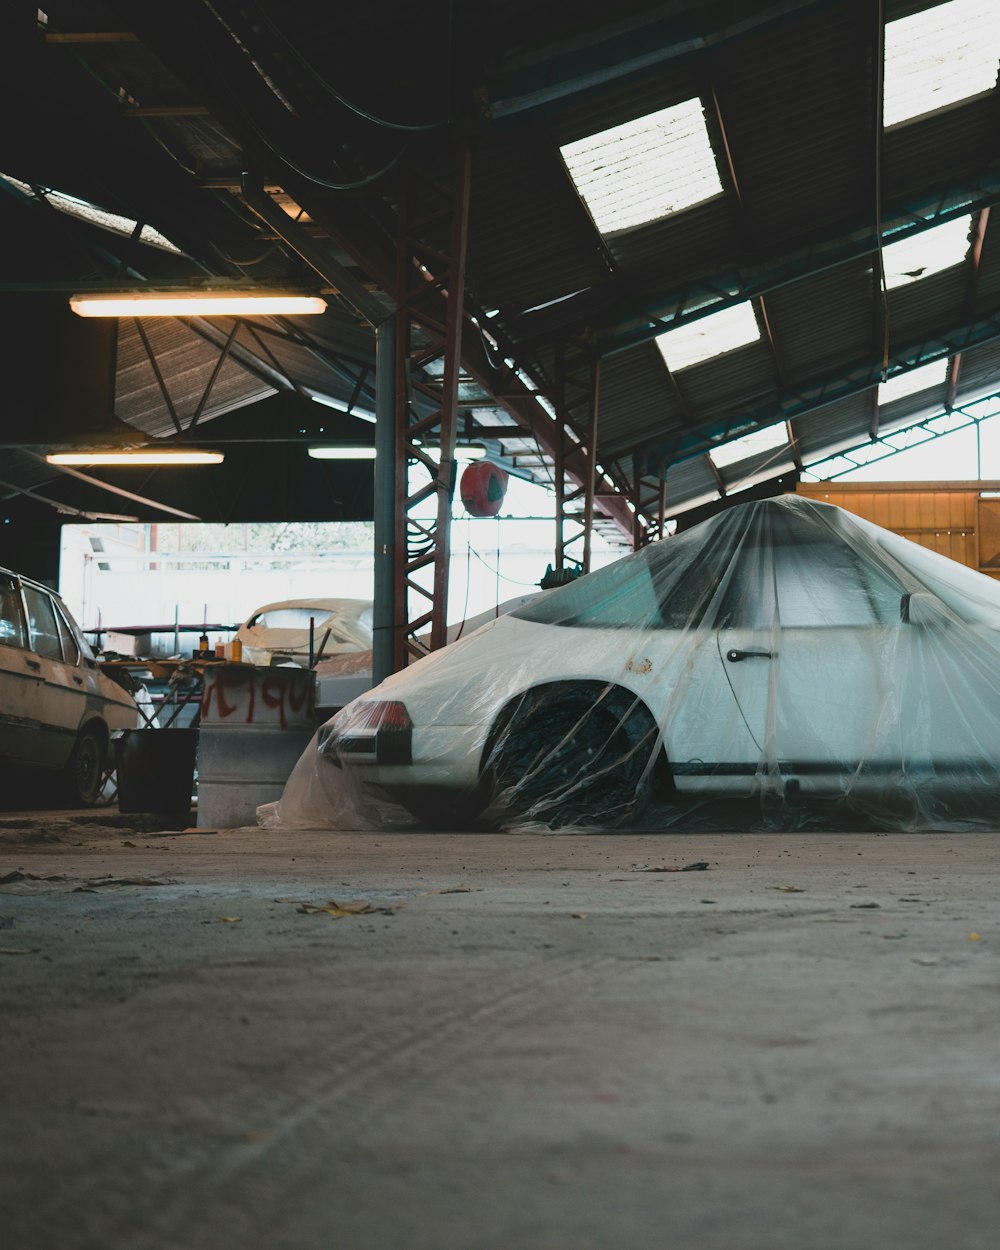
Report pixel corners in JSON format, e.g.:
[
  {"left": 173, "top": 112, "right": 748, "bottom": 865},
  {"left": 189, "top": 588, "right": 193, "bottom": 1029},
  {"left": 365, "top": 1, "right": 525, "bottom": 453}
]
[{"left": 0, "top": 566, "right": 66, "bottom": 602}]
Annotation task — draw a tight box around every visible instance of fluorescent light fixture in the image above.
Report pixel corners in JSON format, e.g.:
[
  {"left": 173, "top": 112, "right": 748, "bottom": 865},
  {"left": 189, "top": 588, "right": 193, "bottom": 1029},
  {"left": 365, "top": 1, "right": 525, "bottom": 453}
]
[
  {"left": 656, "top": 301, "right": 761, "bottom": 372},
  {"left": 307, "top": 392, "right": 376, "bottom": 423},
  {"left": 426, "top": 445, "right": 488, "bottom": 462},
  {"left": 710, "top": 423, "right": 789, "bottom": 469},
  {"left": 307, "top": 445, "right": 488, "bottom": 462},
  {"left": 46, "top": 449, "right": 225, "bottom": 465},
  {"left": 884, "top": 0, "right": 1000, "bottom": 127},
  {"left": 882, "top": 215, "right": 972, "bottom": 288},
  {"left": 69, "top": 292, "right": 328, "bottom": 317},
  {"left": 560, "top": 97, "right": 723, "bottom": 235},
  {"left": 878, "top": 358, "right": 949, "bottom": 405},
  {"left": 308, "top": 446, "right": 376, "bottom": 460}
]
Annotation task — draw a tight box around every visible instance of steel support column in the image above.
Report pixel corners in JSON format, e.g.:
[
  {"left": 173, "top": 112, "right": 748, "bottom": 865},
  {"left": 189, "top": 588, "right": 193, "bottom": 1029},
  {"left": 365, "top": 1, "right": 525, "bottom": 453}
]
[
  {"left": 392, "top": 141, "right": 472, "bottom": 669},
  {"left": 553, "top": 346, "right": 602, "bottom": 574},
  {"left": 372, "top": 318, "right": 396, "bottom": 686}
]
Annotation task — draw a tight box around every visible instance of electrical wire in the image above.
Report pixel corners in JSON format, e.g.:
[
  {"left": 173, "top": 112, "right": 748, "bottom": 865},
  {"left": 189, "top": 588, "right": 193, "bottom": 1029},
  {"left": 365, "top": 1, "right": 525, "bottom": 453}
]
[
  {"left": 243, "top": 0, "right": 453, "bottom": 132},
  {"left": 468, "top": 545, "right": 541, "bottom": 588},
  {"left": 874, "top": 0, "right": 890, "bottom": 383}
]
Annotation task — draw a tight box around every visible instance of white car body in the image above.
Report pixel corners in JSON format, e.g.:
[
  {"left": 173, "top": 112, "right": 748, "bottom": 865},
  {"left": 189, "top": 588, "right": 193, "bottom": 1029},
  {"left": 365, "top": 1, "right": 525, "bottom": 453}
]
[
  {"left": 317, "top": 497, "right": 1000, "bottom": 829},
  {"left": 0, "top": 567, "right": 140, "bottom": 803},
  {"left": 237, "top": 598, "right": 374, "bottom": 667}
]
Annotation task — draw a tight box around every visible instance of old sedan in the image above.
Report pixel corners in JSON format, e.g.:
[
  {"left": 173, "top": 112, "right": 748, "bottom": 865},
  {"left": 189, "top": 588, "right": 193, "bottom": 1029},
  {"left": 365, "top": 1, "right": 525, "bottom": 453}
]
[
  {"left": 0, "top": 568, "right": 140, "bottom": 804},
  {"left": 306, "top": 496, "right": 1000, "bottom": 831}
]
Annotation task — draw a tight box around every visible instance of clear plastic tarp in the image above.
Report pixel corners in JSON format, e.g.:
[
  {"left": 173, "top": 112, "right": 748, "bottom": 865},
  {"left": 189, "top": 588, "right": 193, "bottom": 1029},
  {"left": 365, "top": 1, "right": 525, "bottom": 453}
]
[{"left": 261, "top": 496, "right": 1000, "bottom": 832}]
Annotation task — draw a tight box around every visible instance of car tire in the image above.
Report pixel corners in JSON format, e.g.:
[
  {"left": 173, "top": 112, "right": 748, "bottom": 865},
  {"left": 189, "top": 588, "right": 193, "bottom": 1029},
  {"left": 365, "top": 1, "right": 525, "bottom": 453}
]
[
  {"left": 64, "top": 725, "right": 107, "bottom": 807},
  {"left": 484, "top": 684, "right": 660, "bottom": 829}
]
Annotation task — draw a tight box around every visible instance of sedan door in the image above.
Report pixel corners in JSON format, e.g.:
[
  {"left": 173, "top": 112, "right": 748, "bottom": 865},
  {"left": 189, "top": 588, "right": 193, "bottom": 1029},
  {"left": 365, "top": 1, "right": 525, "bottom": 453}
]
[
  {"left": 0, "top": 574, "right": 45, "bottom": 764},
  {"left": 717, "top": 535, "right": 905, "bottom": 794},
  {"left": 21, "top": 584, "right": 82, "bottom": 768}
]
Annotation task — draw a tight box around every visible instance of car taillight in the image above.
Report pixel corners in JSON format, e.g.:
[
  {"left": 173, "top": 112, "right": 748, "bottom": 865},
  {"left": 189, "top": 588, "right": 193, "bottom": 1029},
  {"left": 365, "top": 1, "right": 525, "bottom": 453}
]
[
  {"left": 328, "top": 699, "right": 413, "bottom": 765},
  {"left": 359, "top": 700, "right": 412, "bottom": 732}
]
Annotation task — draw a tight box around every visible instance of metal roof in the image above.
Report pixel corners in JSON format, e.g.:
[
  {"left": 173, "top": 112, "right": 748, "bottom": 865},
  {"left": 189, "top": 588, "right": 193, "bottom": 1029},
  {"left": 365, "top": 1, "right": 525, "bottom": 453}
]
[{"left": 1, "top": 0, "right": 999, "bottom": 532}]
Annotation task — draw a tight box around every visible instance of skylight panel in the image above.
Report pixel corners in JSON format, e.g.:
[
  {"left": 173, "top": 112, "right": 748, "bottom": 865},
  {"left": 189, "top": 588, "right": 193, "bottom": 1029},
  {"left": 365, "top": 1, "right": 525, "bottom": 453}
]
[
  {"left": 655, "top": 301, "right": 761, "bottom": 372},
  {"left": 881, "top": 215, "right": 972, "bottom": 288},
  {"left": 883, "top": 0, "right": 1000, "bottom": 127},
  {"left": 878, "top": 358, "right": 948, "bottom": 404},
  {"left": 560, "top": 98, "right": 723, "bottom": 235},
  {"left": 710, "top": 423, "right": 789, "bottom": 469}
]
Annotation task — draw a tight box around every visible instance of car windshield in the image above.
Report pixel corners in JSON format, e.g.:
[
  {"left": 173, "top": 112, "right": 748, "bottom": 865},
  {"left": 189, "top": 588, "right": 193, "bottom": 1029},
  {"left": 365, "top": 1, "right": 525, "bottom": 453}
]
[
  {"left": 513, "top": 498, "right": 909, "bottom": 630},
  {"left": 249, "top": 608, "right": 335, "bottom": 630}
]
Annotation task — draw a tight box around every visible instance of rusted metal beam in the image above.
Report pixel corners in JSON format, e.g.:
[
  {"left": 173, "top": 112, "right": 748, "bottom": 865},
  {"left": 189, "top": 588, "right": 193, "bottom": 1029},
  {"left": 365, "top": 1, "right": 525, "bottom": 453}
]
[
  {"left": 947, "top": 207, "right": 990, "bottom": 410},
  {"left": 275, "top": 183, "right": 636, "bottom": 541},
  {"left": 582, "top": 357, "right": 600, "bottom": 574},
  {"left": 392, "top": 141, "right": 473, "bottom": 667}
]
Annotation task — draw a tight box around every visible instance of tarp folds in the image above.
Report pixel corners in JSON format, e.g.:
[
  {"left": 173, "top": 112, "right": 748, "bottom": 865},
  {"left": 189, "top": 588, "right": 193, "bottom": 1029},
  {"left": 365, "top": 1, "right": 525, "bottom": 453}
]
[{"left": 261, "top": 496, "right": 1000, "bottom": 832}]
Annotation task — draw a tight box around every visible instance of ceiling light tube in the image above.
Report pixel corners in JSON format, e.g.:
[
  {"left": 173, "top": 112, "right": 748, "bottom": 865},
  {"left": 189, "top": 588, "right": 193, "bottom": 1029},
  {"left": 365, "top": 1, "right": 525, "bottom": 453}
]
[
  {"left": 307, "top": 445, "right": 488, "bottom": 462},
  {"left": 307, "top": 446, "right": 377, "bottom": 460},
  {"left": 46, "top": 449, "right": 225, "bottom": 466},
  {"left": 69, "top": 292, "right": 327, "bottom": 317}
]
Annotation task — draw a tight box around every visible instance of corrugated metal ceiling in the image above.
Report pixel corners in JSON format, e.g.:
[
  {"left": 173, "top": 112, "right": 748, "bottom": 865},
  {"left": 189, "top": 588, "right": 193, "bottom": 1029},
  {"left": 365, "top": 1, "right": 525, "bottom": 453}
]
[{"left": 2, "top": 0, "right": 1000, "bottom": 530}]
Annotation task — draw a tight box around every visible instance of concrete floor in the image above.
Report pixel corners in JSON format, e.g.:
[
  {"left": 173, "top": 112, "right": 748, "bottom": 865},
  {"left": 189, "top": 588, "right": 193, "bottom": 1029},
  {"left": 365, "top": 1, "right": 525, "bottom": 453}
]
[{"left": 2, "top": 811, "right": 999, "bottom": 1250}]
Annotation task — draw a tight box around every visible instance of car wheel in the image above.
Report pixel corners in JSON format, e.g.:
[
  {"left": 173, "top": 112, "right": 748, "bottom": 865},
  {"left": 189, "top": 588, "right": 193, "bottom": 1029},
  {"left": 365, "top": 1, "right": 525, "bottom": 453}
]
[
  {"left": 64, "top": 725, "right": 107, "bottom": 806},
  {"left": 485, "top": 685, "right": 660, "bottom": 828}
]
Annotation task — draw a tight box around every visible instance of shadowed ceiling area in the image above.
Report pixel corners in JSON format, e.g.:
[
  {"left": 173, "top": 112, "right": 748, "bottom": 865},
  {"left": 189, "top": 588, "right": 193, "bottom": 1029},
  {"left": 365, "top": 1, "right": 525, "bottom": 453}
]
[{"left": 1, "top": 0, "right": 998, "bottom": 533}]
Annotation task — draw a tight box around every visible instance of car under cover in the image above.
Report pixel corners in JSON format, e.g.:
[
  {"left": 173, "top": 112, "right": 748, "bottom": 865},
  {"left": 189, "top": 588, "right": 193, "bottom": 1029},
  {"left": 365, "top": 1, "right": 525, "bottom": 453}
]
[{"left": 262, "top": 496, "right": 1000, "bottom": 833}]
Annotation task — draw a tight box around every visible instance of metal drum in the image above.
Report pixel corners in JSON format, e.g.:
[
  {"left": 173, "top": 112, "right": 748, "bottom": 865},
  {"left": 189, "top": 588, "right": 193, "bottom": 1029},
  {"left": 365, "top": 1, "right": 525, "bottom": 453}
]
[{"left": 197, "top": 665, "right": 316, "bottom": 827}]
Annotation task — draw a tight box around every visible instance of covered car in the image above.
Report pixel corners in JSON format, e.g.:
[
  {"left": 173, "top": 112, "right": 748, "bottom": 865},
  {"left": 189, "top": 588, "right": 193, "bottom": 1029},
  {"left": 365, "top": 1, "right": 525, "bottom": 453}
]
[
  {"left": 265, "top": 496, "right": 1000, "bottom": 832},
  {"left": 0, "top": 567, "right": 140, "bottom": 804},
  {"left": 237, "top": 598, "right": 373, "bottom": 667}
]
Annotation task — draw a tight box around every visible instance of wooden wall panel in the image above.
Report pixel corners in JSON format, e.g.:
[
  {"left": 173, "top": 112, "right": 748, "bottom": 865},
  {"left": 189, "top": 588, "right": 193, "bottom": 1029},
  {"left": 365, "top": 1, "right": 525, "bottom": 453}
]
[{"left": 794, "top": 481, "right": 1000, "bottom": 579}]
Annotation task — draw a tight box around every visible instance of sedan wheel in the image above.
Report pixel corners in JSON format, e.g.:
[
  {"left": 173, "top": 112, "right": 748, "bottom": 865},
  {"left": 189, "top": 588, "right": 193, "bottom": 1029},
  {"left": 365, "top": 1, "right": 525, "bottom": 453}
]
[
  {"left": 65, "top": 726, "right": 106, "bottom": 806},
  {"left": 486, "top": 687, "right": 659, "bottom": 828}
]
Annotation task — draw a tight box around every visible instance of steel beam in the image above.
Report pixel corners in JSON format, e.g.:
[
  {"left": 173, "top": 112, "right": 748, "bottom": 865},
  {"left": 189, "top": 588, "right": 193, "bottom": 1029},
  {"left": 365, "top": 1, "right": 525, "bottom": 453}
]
[
  {"left": 607, "top": 299, "right": 1000, "bottom": 468},
  {"left": 510, "top": 173, "right": 1000, "bottom": 357},
  {"left": 392, "top": 141, "right": 472, "bottom": 668}
]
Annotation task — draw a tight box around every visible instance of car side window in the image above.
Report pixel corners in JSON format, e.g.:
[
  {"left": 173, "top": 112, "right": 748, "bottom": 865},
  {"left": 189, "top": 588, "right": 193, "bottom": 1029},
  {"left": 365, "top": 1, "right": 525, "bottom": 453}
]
[
  {"left": 53, "top": 601, "right": 81, "bottom": 665},
  {"left": 0, "top": 575, "right": 27, "bottom": 648},
  {"left": 22, "top": 586, "right": 64, "bottom": 661},
  {"left": 715, "top": 541, "right": 904, "bottom": 628}
]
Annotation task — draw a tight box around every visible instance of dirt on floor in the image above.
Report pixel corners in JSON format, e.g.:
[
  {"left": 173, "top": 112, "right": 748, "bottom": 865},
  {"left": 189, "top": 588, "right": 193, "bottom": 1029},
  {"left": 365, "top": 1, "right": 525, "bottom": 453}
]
[{"left": 2, "top": 808, "right": 999, "bottom": 1250}]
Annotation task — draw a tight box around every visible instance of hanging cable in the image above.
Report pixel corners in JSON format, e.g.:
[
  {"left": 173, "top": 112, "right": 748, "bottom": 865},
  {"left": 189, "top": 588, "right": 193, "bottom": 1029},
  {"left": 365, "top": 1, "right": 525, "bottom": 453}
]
[
  {"left": 874, "top": 0, "right": 890, "bottom": 383},
  {"left": 242, "top": 0, "right": 453, "bottom": 132}
]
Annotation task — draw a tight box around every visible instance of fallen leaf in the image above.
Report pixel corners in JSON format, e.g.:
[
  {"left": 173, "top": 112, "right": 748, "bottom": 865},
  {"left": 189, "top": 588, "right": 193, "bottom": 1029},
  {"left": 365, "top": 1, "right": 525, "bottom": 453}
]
[
  {"left": 850, "top": 902, "right": 880, "bottom": 909},
  {"left": 292, "top": 899, "right": 400, "bottom": 918},
  {"left": 969, "top": 932, "right": 982, "bottom": 941},
  {"left": 571, "top": 912, "right": 588, "bottom": 919},
  {"left": 422, "top": 886, "right": 477, "bottom": 895},
  {"left": 774, "top": 885, "right": 805, "bottom": 893},
  {"left": 218, "top": 917, "right": 242, "bottom": 923}
]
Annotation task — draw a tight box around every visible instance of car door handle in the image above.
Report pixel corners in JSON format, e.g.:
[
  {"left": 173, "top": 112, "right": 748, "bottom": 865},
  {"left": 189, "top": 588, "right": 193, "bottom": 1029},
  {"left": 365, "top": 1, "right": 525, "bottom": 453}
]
[
  {"left": 24, "top": 658, "right": 41, "bottom": 671},
  {"left": 726, "top": 649, "right": 773, "bottom": 663}
]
